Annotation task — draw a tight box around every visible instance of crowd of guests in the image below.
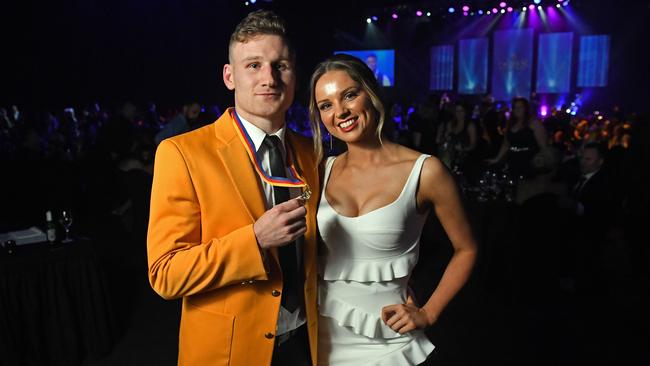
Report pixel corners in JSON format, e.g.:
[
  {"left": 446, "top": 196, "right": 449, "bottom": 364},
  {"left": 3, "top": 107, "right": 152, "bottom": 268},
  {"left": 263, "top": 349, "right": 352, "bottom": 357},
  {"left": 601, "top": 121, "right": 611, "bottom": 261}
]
[{"left": 1, "top": 96, "right": 647, "bottom": 290}]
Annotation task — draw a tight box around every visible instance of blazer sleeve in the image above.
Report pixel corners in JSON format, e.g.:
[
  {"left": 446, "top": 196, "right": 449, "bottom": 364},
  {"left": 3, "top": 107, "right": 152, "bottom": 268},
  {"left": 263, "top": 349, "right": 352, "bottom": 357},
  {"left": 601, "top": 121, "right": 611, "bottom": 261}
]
[{"left": 147, "top": 140, "right": 268, "bottom": 300}]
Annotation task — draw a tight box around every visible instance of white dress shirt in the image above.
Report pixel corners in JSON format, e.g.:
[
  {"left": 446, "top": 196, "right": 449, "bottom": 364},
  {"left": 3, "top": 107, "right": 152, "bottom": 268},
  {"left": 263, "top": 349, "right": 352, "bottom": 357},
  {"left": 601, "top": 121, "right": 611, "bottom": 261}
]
[{"left": 237, "top": 112, "right": 306, "bottom": 336}]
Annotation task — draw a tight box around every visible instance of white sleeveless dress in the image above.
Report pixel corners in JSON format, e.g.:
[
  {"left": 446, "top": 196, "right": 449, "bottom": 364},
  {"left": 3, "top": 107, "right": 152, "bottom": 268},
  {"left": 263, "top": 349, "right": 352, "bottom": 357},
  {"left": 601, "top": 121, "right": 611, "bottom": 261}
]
[{"left": 317, "top": 154, "right": 435, "bottom": 366}]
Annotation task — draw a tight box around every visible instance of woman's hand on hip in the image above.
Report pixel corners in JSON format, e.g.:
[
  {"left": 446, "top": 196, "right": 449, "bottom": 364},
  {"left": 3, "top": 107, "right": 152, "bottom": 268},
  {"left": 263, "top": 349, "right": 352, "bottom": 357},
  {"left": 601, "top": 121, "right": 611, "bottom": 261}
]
[{"left": 381, "top": 303, "right": 437, "bottom": 334}]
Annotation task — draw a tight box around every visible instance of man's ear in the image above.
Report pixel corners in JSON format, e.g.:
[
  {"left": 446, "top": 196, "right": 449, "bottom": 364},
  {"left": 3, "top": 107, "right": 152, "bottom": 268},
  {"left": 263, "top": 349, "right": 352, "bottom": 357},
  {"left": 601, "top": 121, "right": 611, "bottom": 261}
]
[{"left": 223, "top": 64, "right": 235, "bottom": 91}]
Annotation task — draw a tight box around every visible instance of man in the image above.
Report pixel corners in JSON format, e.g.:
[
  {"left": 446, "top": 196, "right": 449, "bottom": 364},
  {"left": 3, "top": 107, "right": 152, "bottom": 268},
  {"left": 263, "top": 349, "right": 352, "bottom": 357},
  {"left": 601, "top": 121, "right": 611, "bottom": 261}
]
[
  {"left": 573, "top": 142, "right": 615, "bottom": 220},
  {"left": 147, "top": 10, "right": 319, "bottom": 366},
  {"left": 154, "top": 100, "right": 202, "bottom": 145},
  {"left": 365, "top": 53, "right": 391, "bottom": 86}
]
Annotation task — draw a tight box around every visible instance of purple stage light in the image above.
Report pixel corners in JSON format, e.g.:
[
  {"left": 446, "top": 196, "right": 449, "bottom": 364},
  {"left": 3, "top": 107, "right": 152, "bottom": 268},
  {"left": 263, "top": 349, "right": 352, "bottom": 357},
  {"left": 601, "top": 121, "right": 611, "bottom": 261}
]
[
  {"left": 416, "top": 10, "right": 423, "bottom": 16},
  {"left": 492, "top": 7, "right": 498, "bottom": 13},
  {"left": 462, "top": 5, "right": 470, "bottom": 12},
  {"left": 463, "top": 12, "right": 468, "bottom": 16},
  {"left": 507, "top": 7, "right": 513, "bottom": 12},
  {"left": 540, "top": 105, "right": 548, "bottom": 117},
  {"left": 500, "top": 2, "right": 507, "bottom": 8},
  {"left": 529, "top": 4, "right": 536, "bottom": 10},
  {"left": 392, "top": 13, "right": 398, "bottom": 19}
]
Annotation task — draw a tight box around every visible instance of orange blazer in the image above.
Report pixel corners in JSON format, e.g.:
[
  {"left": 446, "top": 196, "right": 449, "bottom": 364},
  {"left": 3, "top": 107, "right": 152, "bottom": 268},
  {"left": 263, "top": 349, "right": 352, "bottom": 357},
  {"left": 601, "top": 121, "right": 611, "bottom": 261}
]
[{"left": 147, "top": 108, "right": 320, "bottom": 366}]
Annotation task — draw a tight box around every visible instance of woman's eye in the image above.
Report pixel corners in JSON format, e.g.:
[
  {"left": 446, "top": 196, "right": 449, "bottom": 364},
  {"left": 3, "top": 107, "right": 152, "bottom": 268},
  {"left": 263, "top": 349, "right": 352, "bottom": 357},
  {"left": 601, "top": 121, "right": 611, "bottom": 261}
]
[
  {"left": 276, "top": 63, "right": 288, "bottom": 71},
  {"left": 344, "top": 92, "right": 357, "bottom": 100},
  {"left": 319, "top": 103, "right": 331, "bottom": 111}
]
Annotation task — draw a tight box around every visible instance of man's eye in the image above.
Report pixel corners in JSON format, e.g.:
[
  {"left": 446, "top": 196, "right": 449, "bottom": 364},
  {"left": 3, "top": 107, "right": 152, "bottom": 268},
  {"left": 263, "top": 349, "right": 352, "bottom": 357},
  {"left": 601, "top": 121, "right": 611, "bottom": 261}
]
[
  {"left": 276, "top": 63, "right": 288, "bottom": 71},
  {"left": 248, "top": 63, "right": 260, "bottom": 69}
]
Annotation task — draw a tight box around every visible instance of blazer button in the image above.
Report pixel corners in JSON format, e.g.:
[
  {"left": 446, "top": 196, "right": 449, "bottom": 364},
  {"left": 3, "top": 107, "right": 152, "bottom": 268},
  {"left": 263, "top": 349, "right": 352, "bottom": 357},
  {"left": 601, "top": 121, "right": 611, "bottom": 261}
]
[
  {"left": 271, "top": 290, "right": 281, "bottom": 297},
  {"left": 265, "top": 332, "right": 275, "bottom": 339}
]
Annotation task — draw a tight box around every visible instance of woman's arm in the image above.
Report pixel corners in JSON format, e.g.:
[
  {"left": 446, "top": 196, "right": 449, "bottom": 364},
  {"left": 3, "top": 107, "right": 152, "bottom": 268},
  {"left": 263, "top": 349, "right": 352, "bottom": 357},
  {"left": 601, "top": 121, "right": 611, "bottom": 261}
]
[
  {"left": 531, "top": 119, "right": 548, "bottom": 148},
  {"left": 486, "top": 133, "right": 509, "bottom": 164},
  {"left": 382, "top": 157, "right": 477, "bottom": 333},
  {"left": 462, "top": 123, "right": 478, "bottom": 152}
]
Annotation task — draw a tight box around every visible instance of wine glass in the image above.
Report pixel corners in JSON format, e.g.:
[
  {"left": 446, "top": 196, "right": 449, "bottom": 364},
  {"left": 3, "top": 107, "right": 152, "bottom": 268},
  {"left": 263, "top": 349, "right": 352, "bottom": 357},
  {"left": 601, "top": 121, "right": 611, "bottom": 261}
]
[{"left": 59, "top": 210, "right": 74, "bottom": 243}]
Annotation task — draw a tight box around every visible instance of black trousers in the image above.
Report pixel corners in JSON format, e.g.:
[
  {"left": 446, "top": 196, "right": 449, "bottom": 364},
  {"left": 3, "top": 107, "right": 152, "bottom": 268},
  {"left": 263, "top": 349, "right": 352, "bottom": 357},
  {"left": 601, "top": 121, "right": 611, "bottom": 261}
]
[{"left": 271, "top": 324, "right": 311, "bottom": 366}]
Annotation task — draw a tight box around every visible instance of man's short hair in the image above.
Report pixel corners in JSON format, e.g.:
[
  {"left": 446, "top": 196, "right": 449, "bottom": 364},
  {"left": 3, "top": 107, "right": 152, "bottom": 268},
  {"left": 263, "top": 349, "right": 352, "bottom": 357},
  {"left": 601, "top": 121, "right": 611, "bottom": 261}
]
[{"left": 228, "top": 10, "right": 294, "bottom": 61}]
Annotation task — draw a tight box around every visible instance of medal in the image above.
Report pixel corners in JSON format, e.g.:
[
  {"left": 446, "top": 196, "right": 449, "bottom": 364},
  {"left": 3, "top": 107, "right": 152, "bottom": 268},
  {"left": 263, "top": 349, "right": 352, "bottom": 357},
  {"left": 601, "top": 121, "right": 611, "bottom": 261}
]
[{"left": 231, "top": 109, "right": 311, "bottom": 201}]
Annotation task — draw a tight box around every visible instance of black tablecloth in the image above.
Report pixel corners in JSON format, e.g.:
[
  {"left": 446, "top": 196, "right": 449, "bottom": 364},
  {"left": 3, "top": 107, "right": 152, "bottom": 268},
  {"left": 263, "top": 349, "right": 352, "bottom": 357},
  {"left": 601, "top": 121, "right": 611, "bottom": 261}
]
[{"left": 0, "top": 239, "right": 116, "bottom": 365}]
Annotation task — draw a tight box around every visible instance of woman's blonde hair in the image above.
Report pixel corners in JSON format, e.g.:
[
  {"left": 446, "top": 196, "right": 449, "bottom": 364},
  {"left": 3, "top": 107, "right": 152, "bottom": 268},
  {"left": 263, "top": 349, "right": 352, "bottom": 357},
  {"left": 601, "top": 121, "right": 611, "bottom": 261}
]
[{"left": 308, "top": 54, "right": 387, "bottom": 163}]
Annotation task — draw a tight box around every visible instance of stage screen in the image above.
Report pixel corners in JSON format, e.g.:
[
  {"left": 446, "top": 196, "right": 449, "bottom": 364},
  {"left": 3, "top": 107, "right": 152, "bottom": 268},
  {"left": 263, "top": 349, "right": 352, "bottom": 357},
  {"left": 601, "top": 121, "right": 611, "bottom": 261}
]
[
  {"left": 577, "top": 35, "right": 610, "bottom": 87},
  {"left": 458, "top": 38, "right": 488, "bottom": 95},
  {"left": 429, "top": 45, "right": 454, "bottom": 91},
  {"left": 334, "top": 49, "right": 395, "bottom": 87},
  {"left": 492, "top": 28, "right": 534, "bottom": 101},
  {"left": 536, "top": 32, "right": 573, "bottom": 94}
]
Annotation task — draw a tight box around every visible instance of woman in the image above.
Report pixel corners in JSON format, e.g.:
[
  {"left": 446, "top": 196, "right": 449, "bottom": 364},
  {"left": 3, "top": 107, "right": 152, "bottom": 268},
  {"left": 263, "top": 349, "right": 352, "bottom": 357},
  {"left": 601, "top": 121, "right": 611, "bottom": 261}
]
[
  {"left": 309, "top": 54, "right": 477, "bottom": 365},
  {"left": 486, "top": 97, "right": 547, "bottom": 179},
  {"left": 436, "top": 101, "right": 478, "bottom": 170}
]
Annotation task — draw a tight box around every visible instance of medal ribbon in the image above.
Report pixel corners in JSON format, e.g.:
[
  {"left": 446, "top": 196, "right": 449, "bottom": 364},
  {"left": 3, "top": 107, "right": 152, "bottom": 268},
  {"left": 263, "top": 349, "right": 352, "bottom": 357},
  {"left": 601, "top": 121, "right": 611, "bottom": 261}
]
[{"left": 231, "top": 109, "right": 308, "bottom": 189}]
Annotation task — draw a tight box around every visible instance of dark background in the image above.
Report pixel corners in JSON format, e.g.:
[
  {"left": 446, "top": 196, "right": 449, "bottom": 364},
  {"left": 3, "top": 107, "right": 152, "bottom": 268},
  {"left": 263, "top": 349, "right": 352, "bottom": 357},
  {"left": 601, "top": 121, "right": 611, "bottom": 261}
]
[{"left": 2, "top": 0, "right": 648, "bottom": 112}]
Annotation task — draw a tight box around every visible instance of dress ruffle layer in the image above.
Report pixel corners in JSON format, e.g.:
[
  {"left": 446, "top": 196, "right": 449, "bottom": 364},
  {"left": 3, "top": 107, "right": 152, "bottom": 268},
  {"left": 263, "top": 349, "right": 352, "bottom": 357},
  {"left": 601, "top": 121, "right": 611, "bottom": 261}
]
[{"left": 320, "top": 252, "right": 418, "bottom": 282}]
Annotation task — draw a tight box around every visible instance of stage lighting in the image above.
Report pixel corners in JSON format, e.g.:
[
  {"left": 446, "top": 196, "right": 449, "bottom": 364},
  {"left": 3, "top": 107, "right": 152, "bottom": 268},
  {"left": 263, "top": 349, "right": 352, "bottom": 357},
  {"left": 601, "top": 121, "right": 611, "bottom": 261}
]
[
  {"left": 366, "top": 18, "right": 371, "bottom": 23},
  {"left": 500, "top": 9, "right": 506, "bottom": 14},
  {"left": 462, "top": 6, "right": 470, "bottom": 12},
  {"left": 529, "top": 4, "right": 535, "bottom": 10},
  {"left": 487, "top": 11, "right": 491, "bottom": 14},
  {"left": 478, "top": 10, "right": 484, "bottom": 15},
  {"left": 250, "top": 0, "right": 257, "bottom": 3},
  {"left": 371, "top": 16, "right": 378, "bottom": 21},
  {"left": 538, "top": 5, "right": 542, "bottom": 10},
  {"left": 426, "top": 12, "right": 431, "bottom": 16},
  {"left": 523, "top": 6, "right": 527, "bottom": 11},
  {"left": 416, "top": 10, "right": 423, "bottom": 16},
  {"left": 244, "top": 1, "right": 249, "bottom": 5},
  {"left": 492, "top": 8, "right": 498, "bottom": 13},
  {"left": 534, "top": 0, "right": 541, "bottom": 4},
  {"left": 448, "top": 7, "right": 455, "bottom": 13},
  {"left": 556, "top": 4, "right": 561, "bottom": 7},
  {"left": 540, "top": 105, "right": 548, "bottom": 117},
  {"left": 507, "top": 7, "right": 513, "bottom": 12},
  {"left": 463, "top": 12, "right": 468, "bottom": 16},
  {"left": 392, "top": 13, "right": 398, "bottom": 19},
  {"left": 500, "top": 2, "right": 507, "bottom": 8}
]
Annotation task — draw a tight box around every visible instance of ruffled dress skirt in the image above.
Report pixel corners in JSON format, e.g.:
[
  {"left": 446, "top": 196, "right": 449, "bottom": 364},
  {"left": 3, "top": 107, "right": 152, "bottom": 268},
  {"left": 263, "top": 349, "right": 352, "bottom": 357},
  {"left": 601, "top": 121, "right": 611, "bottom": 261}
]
[{"left": 317, "top": 277, "right": 435, "bottom": 366}]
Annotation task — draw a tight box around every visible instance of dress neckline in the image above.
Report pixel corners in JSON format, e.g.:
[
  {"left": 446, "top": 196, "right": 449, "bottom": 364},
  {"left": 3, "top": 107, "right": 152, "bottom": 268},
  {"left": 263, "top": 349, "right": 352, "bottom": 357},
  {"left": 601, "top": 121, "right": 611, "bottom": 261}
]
[{"left": 321, "top": 155, "right": 426, "bottom": 220}]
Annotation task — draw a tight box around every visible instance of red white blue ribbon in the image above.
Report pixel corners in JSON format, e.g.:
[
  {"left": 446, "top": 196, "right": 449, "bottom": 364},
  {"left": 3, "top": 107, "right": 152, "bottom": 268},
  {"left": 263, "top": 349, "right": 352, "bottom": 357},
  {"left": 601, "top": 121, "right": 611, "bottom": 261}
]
[{"left": 231, "top": 109, "right": 308, "bottom": 189}]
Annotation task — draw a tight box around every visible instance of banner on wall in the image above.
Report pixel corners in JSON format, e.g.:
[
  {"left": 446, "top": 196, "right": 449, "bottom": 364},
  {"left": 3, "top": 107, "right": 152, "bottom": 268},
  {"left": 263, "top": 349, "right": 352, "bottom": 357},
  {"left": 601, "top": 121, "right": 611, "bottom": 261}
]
[
  {"left": 537, "top": 32, "right": 573, "bottom": 93},
  {"left": 458, "top": 38, "right": 488, "bottom": 95},
  {"left": 492, "top": 28, "right": 534, "bottom": 102}
]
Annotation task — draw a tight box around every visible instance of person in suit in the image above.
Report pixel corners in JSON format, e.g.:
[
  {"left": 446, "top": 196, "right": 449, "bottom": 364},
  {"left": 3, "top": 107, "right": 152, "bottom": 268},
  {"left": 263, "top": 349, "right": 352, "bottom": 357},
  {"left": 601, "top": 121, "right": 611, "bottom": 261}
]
[
  {"left": 147, "top": 10, "right": 320, "bottom": 366},
  {"left": 573, "top": 142, "right": 617, "bottom": 222}
]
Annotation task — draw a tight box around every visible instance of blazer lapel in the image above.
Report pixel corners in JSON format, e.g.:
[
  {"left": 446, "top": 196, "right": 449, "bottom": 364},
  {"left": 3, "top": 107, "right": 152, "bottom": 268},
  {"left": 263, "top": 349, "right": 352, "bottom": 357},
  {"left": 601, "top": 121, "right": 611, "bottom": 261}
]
[{"left": 214, "top": 109, "right": 266, "bottom": 222}]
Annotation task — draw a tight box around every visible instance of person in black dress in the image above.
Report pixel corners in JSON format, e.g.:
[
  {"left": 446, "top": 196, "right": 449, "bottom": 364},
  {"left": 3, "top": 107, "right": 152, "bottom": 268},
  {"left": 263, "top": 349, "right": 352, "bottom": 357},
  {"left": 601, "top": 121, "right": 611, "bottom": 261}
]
[{"left": 486, "top": 97, "right": 547, "bottom": 179}]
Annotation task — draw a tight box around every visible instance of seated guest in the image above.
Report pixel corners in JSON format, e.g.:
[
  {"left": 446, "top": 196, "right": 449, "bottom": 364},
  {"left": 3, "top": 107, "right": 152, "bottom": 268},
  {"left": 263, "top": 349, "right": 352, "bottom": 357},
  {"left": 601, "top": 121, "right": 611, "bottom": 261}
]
[{"left": 154, "top": 100, "right": 202, "bottom": 145}]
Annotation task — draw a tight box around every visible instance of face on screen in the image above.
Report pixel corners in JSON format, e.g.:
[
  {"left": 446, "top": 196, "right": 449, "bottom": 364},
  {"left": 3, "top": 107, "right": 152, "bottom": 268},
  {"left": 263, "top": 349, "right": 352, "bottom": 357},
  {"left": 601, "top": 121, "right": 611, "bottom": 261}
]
[
  {"left": 223, "top": 35, "right": 295, "bottom": 124},
  {"left": 315, "top": 70, "right": 377, "bottom": 144},
  {"left": 365, "top": 56, "right": 377, "bottom": 72}
]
